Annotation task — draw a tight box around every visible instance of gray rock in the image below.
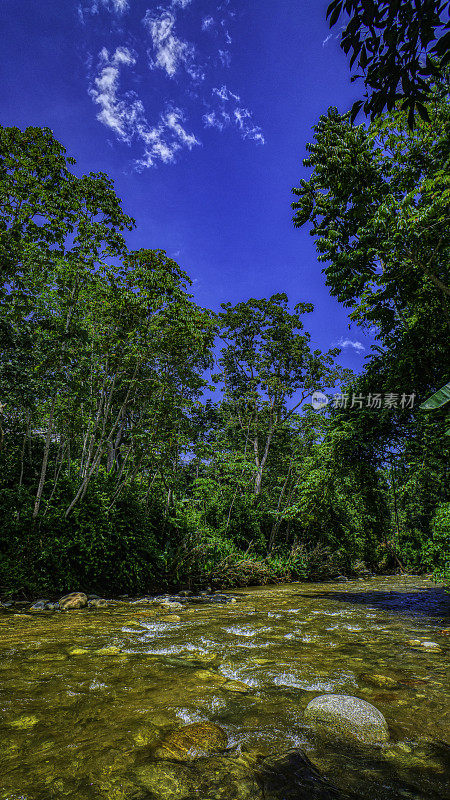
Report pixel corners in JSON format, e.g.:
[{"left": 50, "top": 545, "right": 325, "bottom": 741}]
[
  {"left": 29, "top": 599, "right": 51, "bottom": 611},
  {"left": 304, "top": 694, "right": 389, "bottom": 744}
]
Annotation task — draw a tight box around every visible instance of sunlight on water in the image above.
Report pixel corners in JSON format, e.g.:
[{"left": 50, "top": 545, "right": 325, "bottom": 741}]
[{"left": 0, "top": 575, "right": 449, "bottom": 800}]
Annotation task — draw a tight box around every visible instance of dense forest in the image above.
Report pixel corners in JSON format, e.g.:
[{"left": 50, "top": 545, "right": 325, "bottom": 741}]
[{"left": 0, "top": 71, "right": 449, "bottom": 597}]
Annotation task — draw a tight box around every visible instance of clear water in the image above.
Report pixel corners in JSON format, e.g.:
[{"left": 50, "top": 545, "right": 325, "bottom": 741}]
[{"left": 1, "top": 575, "right": 449, "bottom": 799}]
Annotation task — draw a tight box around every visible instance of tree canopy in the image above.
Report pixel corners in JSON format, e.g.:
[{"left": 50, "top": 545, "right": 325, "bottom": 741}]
[{"left": 326, "top": 0, "right": 450, "bottom": 124}]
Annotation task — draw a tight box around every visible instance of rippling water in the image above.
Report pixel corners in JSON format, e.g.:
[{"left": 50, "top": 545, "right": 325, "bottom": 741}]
[{"left": 0, "top": 575, "right": 449, "bottom": 799}]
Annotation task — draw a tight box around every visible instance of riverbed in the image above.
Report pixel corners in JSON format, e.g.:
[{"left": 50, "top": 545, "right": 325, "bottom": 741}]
[{"left": 1, "top": 575, "right": 449, "bottom": 799}]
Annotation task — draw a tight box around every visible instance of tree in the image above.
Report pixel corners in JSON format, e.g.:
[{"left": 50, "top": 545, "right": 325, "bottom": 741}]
[
  {"left": 326, "top": 0, "right": 450, "bottom": 124},
  {"left": 216, "top": 295, "right": 347, "bottom": 495},
  {"left": 0, "top": 125, "right": 135, "bottom": 520},
  {"left": 291, "top": 91, "right": 450, "bottom": 397}
]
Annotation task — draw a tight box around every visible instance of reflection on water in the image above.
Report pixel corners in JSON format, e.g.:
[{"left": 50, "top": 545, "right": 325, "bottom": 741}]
[{"left": 0, "top": 575, "right": 449, "bottom": 799}]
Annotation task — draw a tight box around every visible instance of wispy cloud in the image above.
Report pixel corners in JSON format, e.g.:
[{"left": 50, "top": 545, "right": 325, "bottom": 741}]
[
  {"left": 212, "top": 85, "right": 239, "bottom": 102},
  {"left": 136, "top": 106, "right": 200, "bottom": 169},
  {"left": 89, "top": 47, "right": 142, "bottom": 142},
  {"left": 204, "top": 85, "right": 265, "bottom": 144},
  {"left": 83, "top": 1, "right": 264, "bottom": 167},
  {"left": 336, "top": 337, "right": 366, "bottom": 353},
  {"left": 218, "top": 49, "right": 231, "bottom": 67},
  {"left": 144, "top": 10, "right": 195, "bottom": 78},
  {"left": 88, "top": 0, "right": 129, "bottom": 14},
  {"left": 89, "top": 48, "right": 199, "bottom": 165}
]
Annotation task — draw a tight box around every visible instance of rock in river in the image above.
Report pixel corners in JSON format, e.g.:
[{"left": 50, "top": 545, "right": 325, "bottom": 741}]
[
  {"left": 59, "top": 592, "right": 88, "bottom": 610},
  {"left": 87, "top": 598, "right": 108, "bottom": 608},
  {"left": 257, "top": 749, "right": 349, "bottom": 799},
  {"left": 304, "top": 694, "right": 389, "bottom": 744},
  {"left": 153, "top": 722, "right": 228, "bottom": 761}
]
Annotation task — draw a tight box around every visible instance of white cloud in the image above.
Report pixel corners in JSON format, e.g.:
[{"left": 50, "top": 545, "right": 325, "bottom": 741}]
[
  {"left": 89, "top": 48, "right": 199, "bottom": 166},
  {"left": 212, "top": 85, "right": 240, "bottom": 102},
  {"left": 88, "top": 0, "right": 129, "bottom": 14},
  {"left": 136, "top": 106, "right": 199, "bottom": 168},
  {"left": 336, "top": 338, "right": 366, "bottom": 353},
  {"left": 203, "top": 110, "right": 229, "bottom": 131},
  {"left": 218, "top": 49, "right": 231, "bottom": 67},
  {"left": 84, "top": 3, "right": 265, "bottom": 167},
  {"left": 89, "top": 47, "right": 142, "bottom": 142},
  {"left": 144, "top": 9, "right": 203, "bottom": 79},
  {"left": 203, "top": 87, "right": 264, "bottom": 144},
  {"left": 137, "top": 107, "right": 200, "bottom": 167},
  {"left": 234, "top": 108, "right": 265, "bottom": 143}
]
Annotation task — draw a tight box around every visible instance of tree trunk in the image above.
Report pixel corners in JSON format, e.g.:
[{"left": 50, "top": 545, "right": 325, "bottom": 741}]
[{"left": 32, "top": 398, "right": 56, "bottom": 521}]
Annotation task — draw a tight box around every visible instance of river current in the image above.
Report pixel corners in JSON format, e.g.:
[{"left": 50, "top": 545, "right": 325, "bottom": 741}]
[{"left": 0, "top": 575, "right": 449, "bottom": 799}]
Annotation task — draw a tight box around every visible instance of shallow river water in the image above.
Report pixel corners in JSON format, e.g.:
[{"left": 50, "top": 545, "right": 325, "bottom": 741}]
[{"left": 1, "top": 575, "right": 449, "bottom": 800}]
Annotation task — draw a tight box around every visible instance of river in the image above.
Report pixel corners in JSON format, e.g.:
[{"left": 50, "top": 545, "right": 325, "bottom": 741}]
[{"left": 0, "top": 575, "right": 449, "bottom": 799}]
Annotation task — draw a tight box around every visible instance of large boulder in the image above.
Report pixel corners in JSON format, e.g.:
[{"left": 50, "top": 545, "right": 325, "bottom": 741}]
[
  {"left": 304, "top": 694, "right": 389, "bottom": 744},
  {"left": 153, "top": 722, "right": 227, "bottom": 761},
  {"left": 59, "top": 592, "right": 88, "bottom": 610}
]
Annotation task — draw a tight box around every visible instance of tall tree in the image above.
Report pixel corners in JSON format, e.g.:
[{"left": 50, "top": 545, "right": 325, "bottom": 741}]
[
  {"left": 216, "top": 295, "right": 347, "bottom": 495},
  {"left": 291, "top": 86, "right": 450, "bottom": 396}
]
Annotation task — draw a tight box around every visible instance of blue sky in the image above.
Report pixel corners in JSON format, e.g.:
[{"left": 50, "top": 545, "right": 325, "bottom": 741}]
[{"left": 1, "top": 0, "right": 374, "bottom": 368}]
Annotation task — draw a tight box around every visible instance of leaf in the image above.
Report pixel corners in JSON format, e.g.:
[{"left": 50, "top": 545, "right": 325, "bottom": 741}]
[
  {"left": 327, "top": 0, "right": 343, "bottom": 25},
  {"left": 416, "top": 101, "right": 431, "bottom": 122},
  {"left": 419, "top": 382, "right": 450, "bottom": 411}
]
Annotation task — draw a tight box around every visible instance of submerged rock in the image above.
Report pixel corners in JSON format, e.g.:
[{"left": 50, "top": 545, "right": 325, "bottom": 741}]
[
  {"left": 222, "top": 680, "right": 252, "bottom": 694},
  {"left": 304, "top": 694, "right": 389, "bottom": 744},
  {"left": 360, "top": 673, "right": 401, "bottom": 689},
  {"left": 256, "top": 749, "right": 350, "bottom": 799},
  {"left": 135, "top": 762, "right": 196, "bottom": 799},
  {"left": 136, "top": 754, "right": 261, "bottom": 800},
  {"left": 9, "top": 715, "right": 39, "bottom": 729},
  {"left": 59, "top": 592, "right": 88, "bottom": 610},
  {"left": 158, "top": 601, "right": 184, "bottom": 612},
  {"left": 153, "top": 722, "right": 228, "bottom": 761},
  {"left": 94, "top": 645, "right": 122, "bottom": 656},
  {"left": 88, "top": 598, "right": 108, "bottom": 608}
]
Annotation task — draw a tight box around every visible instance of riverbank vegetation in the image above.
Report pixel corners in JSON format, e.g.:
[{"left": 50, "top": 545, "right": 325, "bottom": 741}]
[{"left": 0, "top": 70, "right": 448, "bottom": 597}]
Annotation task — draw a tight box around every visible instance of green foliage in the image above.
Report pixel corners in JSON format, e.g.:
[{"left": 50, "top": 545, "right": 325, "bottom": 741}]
[
  {"left": 420, "top": 381, "right": 450, "bottom": 436},
  {"left": 326, "top": 0, "right": 450, "bottom": 124},
  {"left": 0, "top": 120, "right": 447, "bottom": 597},
  {"left": 425, "top": 502, "right": 450, "bottom": 586}
]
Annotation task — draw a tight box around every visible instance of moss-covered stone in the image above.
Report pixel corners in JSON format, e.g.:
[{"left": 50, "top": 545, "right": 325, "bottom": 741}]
[
  {"left": 153, "top": 722, "right": 227, "bottom": 761},
  {"left": 135, "top": 762, "right": 195, "bottom": 798}
]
